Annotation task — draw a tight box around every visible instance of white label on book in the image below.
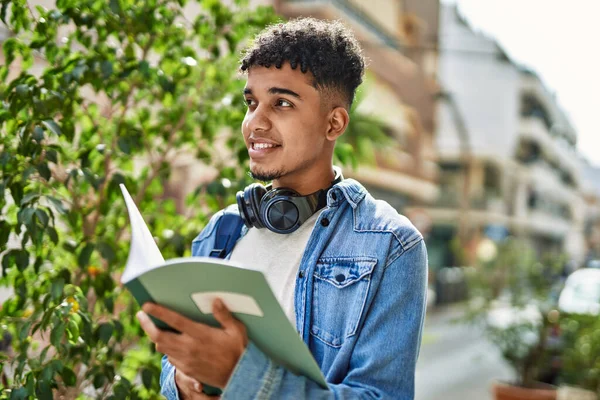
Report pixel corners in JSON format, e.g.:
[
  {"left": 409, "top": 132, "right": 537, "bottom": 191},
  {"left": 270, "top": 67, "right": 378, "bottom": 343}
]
[{"left": 191, "top": 292, "right": 264, "bottom": 317}]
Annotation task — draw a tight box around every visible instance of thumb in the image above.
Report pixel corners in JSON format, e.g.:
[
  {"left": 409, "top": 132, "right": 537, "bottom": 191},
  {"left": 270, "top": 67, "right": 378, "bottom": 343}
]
[{"left": 212, "top": 298, "right": 236, "bottom": 329}]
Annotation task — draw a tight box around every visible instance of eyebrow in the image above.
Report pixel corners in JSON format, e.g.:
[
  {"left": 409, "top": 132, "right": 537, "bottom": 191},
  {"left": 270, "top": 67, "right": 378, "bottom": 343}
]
[{"left": 243, "top": 87, "right": 303, "bottom": 100}]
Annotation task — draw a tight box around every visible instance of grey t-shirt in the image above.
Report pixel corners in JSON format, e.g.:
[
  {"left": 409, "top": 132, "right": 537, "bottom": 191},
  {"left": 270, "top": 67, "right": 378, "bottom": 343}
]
[{"left": 229, "top": 210, "right": 323, "bottom": 325}]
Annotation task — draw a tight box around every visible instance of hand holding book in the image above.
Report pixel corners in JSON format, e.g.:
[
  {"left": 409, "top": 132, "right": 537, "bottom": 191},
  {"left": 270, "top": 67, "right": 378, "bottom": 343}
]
[
  {"left": 137, "top": 298, "right": 247, "bottom": 390},
  {"left": 119, "top": 184, "right": 327, "bottom": 391}
]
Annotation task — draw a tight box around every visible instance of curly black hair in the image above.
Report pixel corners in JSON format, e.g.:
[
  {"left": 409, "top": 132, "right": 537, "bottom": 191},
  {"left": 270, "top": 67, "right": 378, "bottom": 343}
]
[{"left": 240, "top": 17, "right": 365, "bottom": 109}]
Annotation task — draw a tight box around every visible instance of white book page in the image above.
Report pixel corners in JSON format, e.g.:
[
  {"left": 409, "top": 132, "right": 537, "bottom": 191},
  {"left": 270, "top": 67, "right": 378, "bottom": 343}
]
[{"left": 120, "top": 184, "right": 165, "bottom": 283}]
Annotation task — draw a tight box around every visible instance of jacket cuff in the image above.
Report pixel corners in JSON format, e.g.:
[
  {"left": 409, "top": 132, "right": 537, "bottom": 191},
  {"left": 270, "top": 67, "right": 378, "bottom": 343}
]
[
  {"left": 160, "top": 364, "right": 181, "bottom": 400},
  {"left": 221, "top": 342, "right": 280, "bottom": 399}
]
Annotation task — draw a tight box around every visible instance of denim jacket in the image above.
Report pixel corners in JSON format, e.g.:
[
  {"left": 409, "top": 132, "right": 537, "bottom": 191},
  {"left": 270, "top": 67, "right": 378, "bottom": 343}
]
[{"left": 160, "top": 178, "right": 428, "bottom": 399}]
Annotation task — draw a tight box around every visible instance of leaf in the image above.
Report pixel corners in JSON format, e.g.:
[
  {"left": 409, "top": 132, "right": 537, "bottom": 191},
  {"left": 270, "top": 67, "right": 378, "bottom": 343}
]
[
  {"left": 33, "top": 256, "right": 43, "bottom": 274},
  {"left": 113, "top": 376, "right": 131, "bottom": 397},
  {"left": 50, "top": 322, "right": 65, "bottom": 348},
  {"left": 141, "top": 368, "right": 153, "bottom": 389},
  {"left": 19, "top": 320, "right": 33, "bottom": 341},
  {"left": 113, "top": 319, "right": 124, "bottom": 340},
  {"left": 100, "top": 60, "right": 113, "bottom": 78},
  {"left": 46, "top": 148, "right": 58, "bottom": 163},
  {"left": 117, "top": 137, "right": 131, "bottom": 154},
  {"left": 9, "top": 387, "right": 28, "bottom": 400},
  {"left": 9, "top": 182, "right": 23, "bottom": 204},
  {"left": 42, "top": 119, "right": 61, "bottom": 136},
  {"left": 61, "top": 367, "right": 77, "bottom": 386},
  {"left": 36, "top": 163, "right": 51, "bottom": 181},
  {"left": 50, "top": 359, "right": 64, "bottom": 373},
  {"left": 0, "top": 2, "right": 8, "bottom": 24},
  {"left": 16, "top": 84, "right": 30, "bottom": 98},
  {"left": 72, "top": 64, "right": 87, "bottom": 80},
  {"left": 51, "top": 277, "right": 65, "bottom": 301},
  {"left": 77, "top": 243, "right": 95, "bottom": 268},
  {"left": 109, "top": 0, "right": 120, "bottom": 13},
  {"left": 47, "top": 226, "right": 59, "bottom": 244},
  {"left": 47, "top": 196, "right": 67, "bottom": 215},
  {"left": 18, "top": 207, "right": 35, "bottom": 225},
  {"left": 93, "top": 373, "right": 106, "bottom": 389},
  {"left": 97, "top": 241, "right": 115, "bottom": 263},
  {"left": 14, "top": 249, "right": 29, "bottom": 272},
  {"left": 104, "top": 296, "right": 114, "bottom": 313},
  {"left": 0, "top": 220, "right": 10, "bottom": 248},
  {"left": 2, "top": 38, "right": 17, "bottom": 67},
  {"left": 35, "top": 209, "right": 50, "bottom": 227},
  {"left": 20, "top": 192, "right": 40, "bottom": 206},
  {"left": 66, "top": 318, "right": 79, "bottom": 343},
  {"left": 36, "top": 381, "right": 53, "bottom": 400},
  {"left": 39, "top": 346, "right": 50, "bottom": 363},
  {"left": 97, "top": 323, "right": 114, "bottom": 344},
  {"left": 33, "top": 126, "right": 45, "bottom": 142},
  {"left": 2, "top": 254, "right": 10, "bottom": 277}
]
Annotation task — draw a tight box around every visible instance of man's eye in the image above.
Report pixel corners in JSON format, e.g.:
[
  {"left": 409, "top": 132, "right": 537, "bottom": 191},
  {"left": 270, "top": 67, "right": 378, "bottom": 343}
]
[
  {"left": 277, "top": 99, "right": 292, "bottom": 107},
  {"left": 245, "top": 98, "right": 255, "bottom": 107}
]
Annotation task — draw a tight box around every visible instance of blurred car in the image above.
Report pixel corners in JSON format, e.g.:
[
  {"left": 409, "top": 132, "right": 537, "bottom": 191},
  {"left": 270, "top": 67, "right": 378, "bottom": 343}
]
[
  {"left": 558, "top": 268, "right": 600, "bottom": 315},
  {"left": 587, "top": 259, "right": 600, "bottom": 269},
  {"left": 539, "top": 268, "right": 600, "bottom": 384}
]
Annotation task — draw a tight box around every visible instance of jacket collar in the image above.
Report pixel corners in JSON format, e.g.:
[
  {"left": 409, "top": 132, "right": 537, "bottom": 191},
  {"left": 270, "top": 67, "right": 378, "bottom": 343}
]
[{"left": 328, "top": 178, "right": 367, "bottom": 209}]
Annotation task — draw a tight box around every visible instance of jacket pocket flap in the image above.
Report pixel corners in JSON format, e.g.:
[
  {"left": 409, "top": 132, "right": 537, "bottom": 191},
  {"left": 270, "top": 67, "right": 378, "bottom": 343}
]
[{"left": 315, "top": 257, "right": 377, "bottom": 288}]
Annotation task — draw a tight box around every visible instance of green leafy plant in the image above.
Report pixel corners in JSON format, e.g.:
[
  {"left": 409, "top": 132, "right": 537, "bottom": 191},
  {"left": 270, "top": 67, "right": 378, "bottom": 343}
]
[
  {"left": 462, "top": 238, "right": 566, "bottom": 389},
  {"left": 0, "top": 1, "right": 396, "bottom": 397},
  {"left": 558, "top": 313, "right": 600, "bottom": 395},
  {"left": 336, "top": 82, "right": 393, "bottom": 169},
  {"left": 0, "top": 0, "right": 278, "bottom": 397}
]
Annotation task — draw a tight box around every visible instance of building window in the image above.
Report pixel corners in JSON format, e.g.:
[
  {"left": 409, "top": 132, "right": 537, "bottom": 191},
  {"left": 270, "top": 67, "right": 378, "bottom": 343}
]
[{"left": 521, "top": 94, "right": 552, "bottom": 130}]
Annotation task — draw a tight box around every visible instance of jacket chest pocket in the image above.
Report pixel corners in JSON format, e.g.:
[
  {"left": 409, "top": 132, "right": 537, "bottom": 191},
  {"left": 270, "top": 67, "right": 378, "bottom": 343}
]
[{"left": 310, "top": 257, "right": 377, "bottom": 348}]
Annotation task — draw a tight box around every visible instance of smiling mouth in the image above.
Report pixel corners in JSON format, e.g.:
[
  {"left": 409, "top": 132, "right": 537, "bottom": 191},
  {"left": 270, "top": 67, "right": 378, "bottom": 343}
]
[{"left": 251, "top": 143, "right": 281, "bottom": 150}]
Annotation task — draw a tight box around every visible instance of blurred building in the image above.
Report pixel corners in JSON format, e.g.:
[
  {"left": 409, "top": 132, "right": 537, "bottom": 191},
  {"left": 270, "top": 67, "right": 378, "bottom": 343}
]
[{"left": 416, "top": 5, "right": 587, "bottom": 270}]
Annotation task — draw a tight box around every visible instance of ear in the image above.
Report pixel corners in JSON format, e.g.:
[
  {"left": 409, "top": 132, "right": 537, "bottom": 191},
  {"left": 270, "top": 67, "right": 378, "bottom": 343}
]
[{"left": 325, "top": 107, "right": 350, "bottom": 142}]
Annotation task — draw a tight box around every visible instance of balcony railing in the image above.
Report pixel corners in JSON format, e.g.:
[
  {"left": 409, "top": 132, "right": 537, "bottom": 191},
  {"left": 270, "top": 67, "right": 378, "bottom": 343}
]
[
  {"left": 285, "top": 0, "right": 402, "bottom": 50},
  {"left": 434, "top": 190, "right": 504, "bottom": 212}
]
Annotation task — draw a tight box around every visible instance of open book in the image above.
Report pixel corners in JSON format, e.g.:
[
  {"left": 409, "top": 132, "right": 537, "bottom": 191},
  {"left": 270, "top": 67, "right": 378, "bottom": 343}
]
[{"left": 119, "top": 184, "right": 327, "bottom": 389}]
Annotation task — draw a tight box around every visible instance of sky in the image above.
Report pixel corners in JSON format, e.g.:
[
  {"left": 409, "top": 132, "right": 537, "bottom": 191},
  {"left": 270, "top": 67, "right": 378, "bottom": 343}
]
[{"left": 442, "top": 0, "right": 600, "bottom": 167}]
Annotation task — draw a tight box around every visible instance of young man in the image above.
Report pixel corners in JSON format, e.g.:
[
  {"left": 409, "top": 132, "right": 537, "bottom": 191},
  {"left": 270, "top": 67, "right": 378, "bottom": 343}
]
[{"left": 137, "top": 17, "right": 428, "bottom": 399}]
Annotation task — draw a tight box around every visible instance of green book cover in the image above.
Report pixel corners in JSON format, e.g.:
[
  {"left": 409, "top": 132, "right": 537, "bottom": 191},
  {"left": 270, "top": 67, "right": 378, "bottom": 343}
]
[{"left": 119, "top": 184, "right": 327, "bottom": 389}]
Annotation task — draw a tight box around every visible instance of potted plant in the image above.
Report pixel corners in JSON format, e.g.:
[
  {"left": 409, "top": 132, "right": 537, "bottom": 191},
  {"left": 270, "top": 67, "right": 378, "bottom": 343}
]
[{"left": 463, "top": 237, "right": 567, "bottom": 400}]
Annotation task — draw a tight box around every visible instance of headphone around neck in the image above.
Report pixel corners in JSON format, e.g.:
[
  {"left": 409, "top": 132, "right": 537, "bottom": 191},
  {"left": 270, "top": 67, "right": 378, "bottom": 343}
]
[{"left": 236, "top": 167, "right": 344, "bottom": 234}]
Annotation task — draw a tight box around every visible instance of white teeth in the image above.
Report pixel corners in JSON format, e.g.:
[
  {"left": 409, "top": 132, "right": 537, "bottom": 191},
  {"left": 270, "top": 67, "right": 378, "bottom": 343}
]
[{"left": 253, "top": 143, "right": 277, "bottom": 150}]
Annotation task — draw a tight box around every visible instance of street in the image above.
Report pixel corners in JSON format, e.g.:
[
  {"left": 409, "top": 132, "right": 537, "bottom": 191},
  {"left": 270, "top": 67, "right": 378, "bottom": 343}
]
[{"left": 416, "top": 305, "right": 513, "bottom": 400}]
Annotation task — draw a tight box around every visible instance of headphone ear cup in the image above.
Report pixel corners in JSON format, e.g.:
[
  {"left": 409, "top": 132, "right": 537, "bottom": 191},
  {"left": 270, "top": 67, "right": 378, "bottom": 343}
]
[
  {"left": 248, "top": 184, "right": 267, "bottom": 228},
  {"left": 261, "top": 188, "right": 302, "bottom": 234}
]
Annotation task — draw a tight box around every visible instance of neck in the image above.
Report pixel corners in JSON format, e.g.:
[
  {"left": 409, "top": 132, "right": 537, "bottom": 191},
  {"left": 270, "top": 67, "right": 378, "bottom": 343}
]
[{"left": 272, "top": 164, "right": 336, "bottom": 195}]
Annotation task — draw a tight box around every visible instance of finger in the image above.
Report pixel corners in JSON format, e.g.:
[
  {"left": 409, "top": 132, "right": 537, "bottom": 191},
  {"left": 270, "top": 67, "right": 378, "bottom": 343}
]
[
  {"left": 137, "top": 311, "right": 179, "bottom": 352},
  {"left": 175, "top": 369, "right": 203, "bottom": 393},
  {"left": 142, "top": 303, "right": 193, "bottom": 333},
  {"left": 137, "top": 310, "right": 162, "bottom": 338}
]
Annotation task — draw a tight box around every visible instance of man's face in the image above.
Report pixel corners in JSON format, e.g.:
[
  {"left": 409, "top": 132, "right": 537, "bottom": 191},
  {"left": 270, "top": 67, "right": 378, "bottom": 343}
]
[{"left": 241, "top": 63, "right": 332, "bottom": 183}]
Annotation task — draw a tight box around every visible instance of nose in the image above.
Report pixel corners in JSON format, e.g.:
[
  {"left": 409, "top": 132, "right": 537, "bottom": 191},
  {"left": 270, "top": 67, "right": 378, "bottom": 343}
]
[{"left": 244, "top": 105, "right": 272, "bottom": 133}]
